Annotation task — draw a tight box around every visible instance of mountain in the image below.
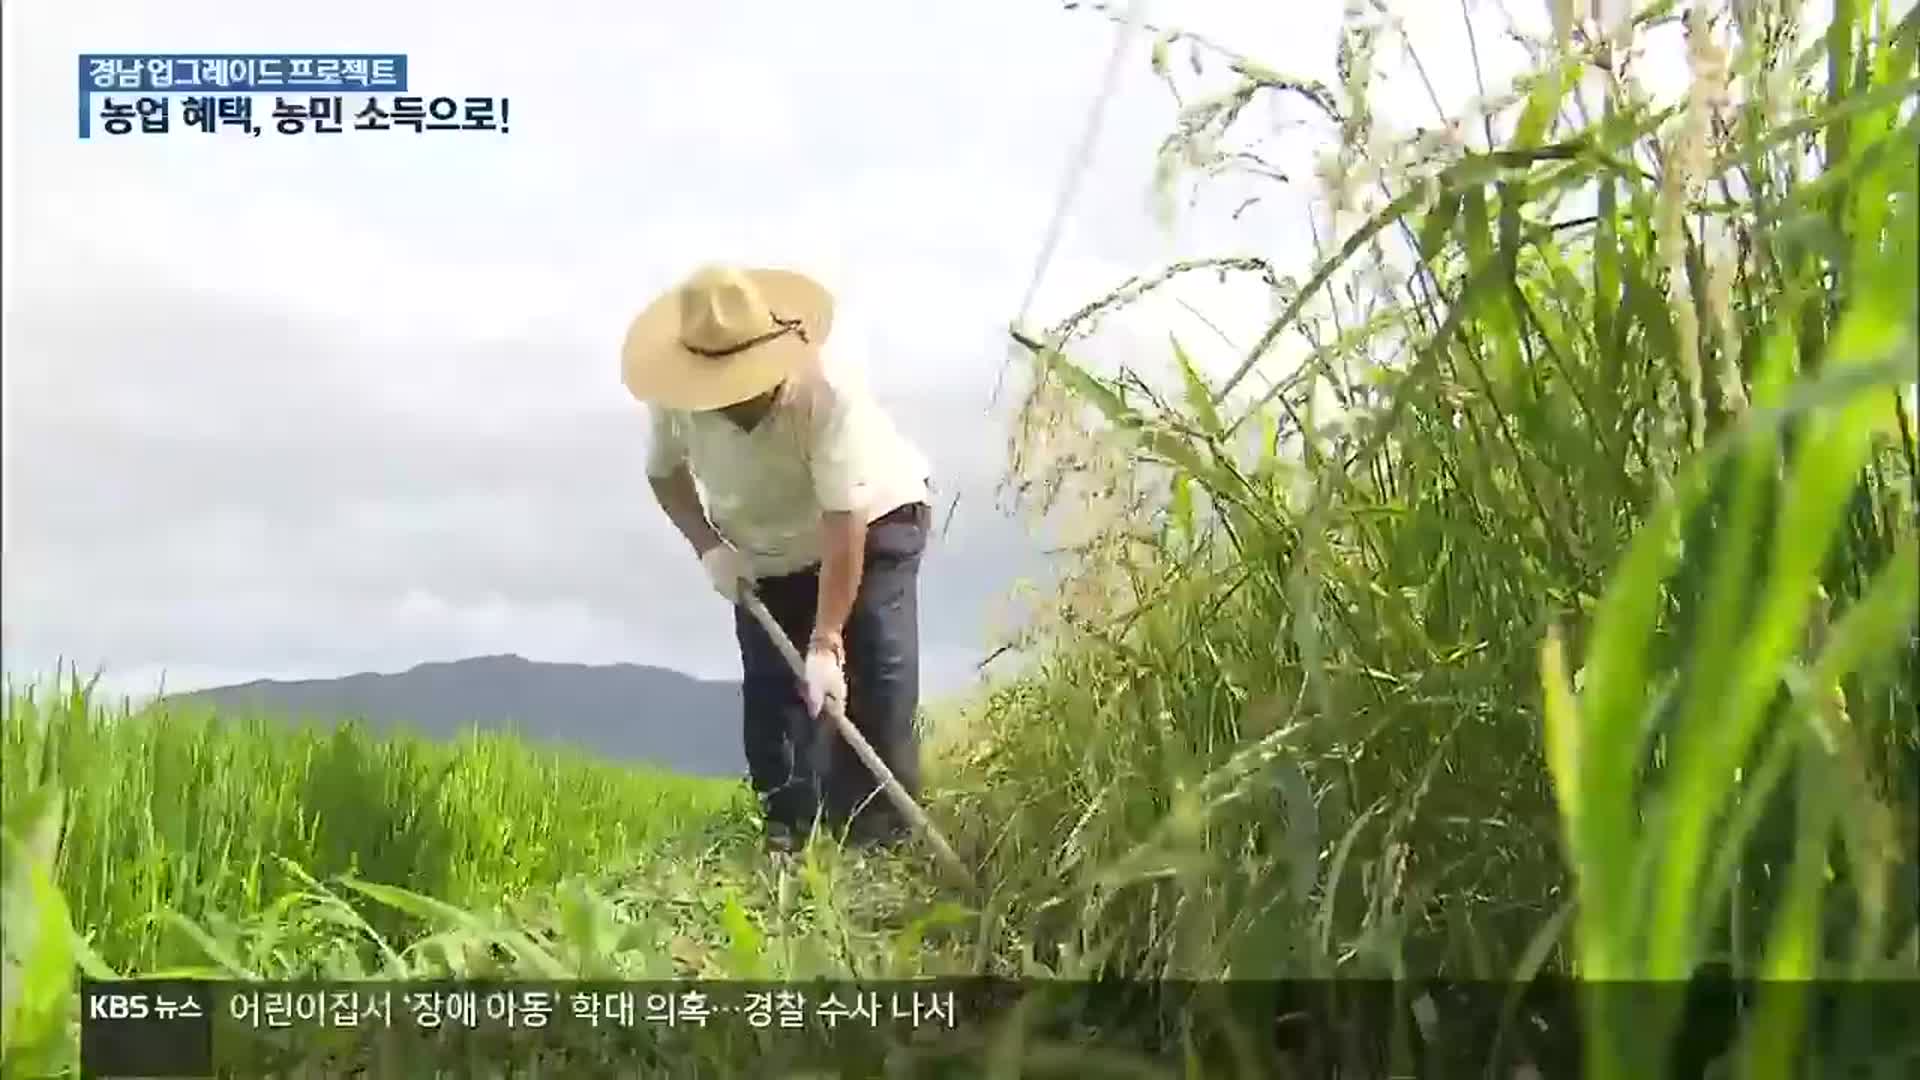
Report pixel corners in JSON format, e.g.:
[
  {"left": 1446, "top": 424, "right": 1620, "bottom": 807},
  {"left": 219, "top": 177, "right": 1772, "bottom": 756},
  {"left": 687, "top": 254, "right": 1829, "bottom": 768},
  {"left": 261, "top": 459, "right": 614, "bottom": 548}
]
[{"left": 165, "top": 654, "right": 746, "bottom": 777}]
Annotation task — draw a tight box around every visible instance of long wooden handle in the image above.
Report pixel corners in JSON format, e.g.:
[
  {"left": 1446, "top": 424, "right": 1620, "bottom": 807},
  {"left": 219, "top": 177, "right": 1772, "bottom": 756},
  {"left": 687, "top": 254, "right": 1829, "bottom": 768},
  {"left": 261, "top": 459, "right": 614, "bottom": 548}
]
[{"left": 739, "top": 592, "right": 971, "bottom": 885}]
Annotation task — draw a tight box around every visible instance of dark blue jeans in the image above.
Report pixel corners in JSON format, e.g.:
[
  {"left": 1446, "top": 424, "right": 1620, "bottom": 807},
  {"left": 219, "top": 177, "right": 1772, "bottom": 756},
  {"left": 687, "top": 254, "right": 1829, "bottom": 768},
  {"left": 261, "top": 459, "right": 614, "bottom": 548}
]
[{"left": 735, "top": 501, "right": 928, "bottom": 843}]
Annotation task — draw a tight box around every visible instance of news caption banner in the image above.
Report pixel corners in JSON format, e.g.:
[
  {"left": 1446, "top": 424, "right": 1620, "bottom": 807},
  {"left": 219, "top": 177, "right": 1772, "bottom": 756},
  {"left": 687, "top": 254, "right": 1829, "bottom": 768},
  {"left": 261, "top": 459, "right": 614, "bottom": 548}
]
[
  {"left": 80, "top": 977, "right": 1920, "bottom": 1076},
  {"left": 81, "top": 980, "right": 984, "bottom": 1076},
  {"left": 77, "top": 54, "right": 509, "bottom": 139}
]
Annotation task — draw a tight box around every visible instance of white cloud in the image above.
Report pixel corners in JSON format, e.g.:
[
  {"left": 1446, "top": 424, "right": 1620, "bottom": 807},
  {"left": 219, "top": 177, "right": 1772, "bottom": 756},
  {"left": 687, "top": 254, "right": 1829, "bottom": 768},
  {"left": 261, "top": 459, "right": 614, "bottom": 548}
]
[{"left": 5, "top": 0, "right": 1819, "bottom": 702}]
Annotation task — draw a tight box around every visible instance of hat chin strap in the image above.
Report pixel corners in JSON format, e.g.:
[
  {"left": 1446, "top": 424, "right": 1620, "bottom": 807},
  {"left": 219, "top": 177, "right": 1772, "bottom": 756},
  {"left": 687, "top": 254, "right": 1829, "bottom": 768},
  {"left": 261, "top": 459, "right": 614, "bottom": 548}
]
[{"left": 681, "top": 313, "right": 808, "bottom": 358}]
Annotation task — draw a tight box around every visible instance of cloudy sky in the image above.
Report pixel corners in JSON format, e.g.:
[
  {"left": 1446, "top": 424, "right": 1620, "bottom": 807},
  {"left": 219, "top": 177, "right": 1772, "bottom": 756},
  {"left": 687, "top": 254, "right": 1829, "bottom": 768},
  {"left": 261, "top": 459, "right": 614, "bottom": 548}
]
[{"left": 4, "top": 0, "right": 1728, "bottom": 701}]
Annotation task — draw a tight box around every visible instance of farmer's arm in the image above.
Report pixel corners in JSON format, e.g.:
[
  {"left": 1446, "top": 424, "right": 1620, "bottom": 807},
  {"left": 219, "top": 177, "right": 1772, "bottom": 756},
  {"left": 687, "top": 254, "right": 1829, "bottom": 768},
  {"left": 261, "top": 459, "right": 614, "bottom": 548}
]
[
  {"left": 645, "top": 408, "right": 724, "bottom": 556},
  {"left": 812, "top": 512, "right": 866, "bottom": 652},
  {"left": 806, "top": 377, "right": 870, "bottom": 655},
  {"left": 650, "top": 467, "right": 724, "bottom": 556}
]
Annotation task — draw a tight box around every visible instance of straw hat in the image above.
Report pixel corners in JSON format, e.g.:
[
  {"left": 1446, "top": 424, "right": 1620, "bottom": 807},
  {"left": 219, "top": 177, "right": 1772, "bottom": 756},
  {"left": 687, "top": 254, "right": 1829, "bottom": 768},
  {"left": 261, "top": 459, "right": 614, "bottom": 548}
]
[{"left": 621, "top": 265, "right": 835, "bottom": 411}]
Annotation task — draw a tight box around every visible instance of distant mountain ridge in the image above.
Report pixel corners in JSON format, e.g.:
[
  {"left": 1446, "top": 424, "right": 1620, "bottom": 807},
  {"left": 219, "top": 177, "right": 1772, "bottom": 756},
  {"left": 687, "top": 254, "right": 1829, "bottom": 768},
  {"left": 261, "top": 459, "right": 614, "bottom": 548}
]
[{"left": 166, "top": 654, "right": 746, "bottom": 777}]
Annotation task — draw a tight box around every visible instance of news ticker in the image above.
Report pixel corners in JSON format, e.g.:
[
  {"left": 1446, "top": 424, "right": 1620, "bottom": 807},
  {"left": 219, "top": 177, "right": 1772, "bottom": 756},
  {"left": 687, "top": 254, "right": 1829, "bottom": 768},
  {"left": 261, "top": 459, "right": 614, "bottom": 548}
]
[
  {"left": 82, "top": 979, "right": 979, "bottom": 1077},
  {"left": 79, "top": 977, "right": 1920, "bottom": 1077},
  {"left": 77, "top": 53, "right": 509, "bottom": 139},
  {"left": 86, "top": 979, "right": 960, "bottom": 1032}
]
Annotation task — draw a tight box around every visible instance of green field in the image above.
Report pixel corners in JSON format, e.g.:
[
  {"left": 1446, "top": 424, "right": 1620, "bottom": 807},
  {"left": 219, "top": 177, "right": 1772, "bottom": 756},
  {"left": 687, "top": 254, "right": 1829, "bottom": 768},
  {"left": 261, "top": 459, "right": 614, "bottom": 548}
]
[{"left": 6, "top": 2, "right": 1918, "bottom": 1076}]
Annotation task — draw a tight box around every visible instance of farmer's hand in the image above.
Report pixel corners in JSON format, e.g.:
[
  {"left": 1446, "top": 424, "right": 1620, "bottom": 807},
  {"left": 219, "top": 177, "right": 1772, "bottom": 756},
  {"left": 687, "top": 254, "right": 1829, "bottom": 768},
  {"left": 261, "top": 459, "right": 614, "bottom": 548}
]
[
  {"left": 699, "top": 543, "right": 753, "bottom": 604},
  {"left": 802, "top": 643, "right": 846, "bottom": 718}
]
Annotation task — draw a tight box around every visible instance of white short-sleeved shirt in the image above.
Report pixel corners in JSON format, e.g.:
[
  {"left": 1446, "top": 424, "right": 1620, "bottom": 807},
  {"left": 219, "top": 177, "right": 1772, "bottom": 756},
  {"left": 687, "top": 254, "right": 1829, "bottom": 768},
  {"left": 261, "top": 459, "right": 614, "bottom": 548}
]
[{"left": 645, "top": 355, "right": 931, "bottom": 578}]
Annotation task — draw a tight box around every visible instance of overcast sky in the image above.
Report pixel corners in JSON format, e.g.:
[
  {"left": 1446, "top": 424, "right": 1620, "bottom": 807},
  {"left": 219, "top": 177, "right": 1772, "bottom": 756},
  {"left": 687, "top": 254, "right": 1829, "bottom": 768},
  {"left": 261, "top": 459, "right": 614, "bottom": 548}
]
[{"left": 4, "top": 0, "right": 1745, "bottom": 701}]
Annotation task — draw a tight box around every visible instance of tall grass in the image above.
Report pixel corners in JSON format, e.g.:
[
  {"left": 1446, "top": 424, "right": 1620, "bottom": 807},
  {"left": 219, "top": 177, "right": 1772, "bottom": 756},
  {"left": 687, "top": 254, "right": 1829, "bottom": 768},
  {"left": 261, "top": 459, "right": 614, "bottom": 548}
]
[
  {"left": 0, "top": 676, "right": 742, "bottom": 975},
  {"left": 1, "top": 679, "right": 979, "bottom": 1075},
  {"left": 971, "top": 0, "right": 1917, "bottom": 1069}
]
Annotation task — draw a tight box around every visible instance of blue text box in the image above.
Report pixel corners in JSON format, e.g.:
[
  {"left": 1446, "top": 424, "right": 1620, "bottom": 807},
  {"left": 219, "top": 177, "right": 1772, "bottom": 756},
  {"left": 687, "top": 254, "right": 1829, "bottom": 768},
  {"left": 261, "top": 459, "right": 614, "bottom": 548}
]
[{"left": 77, "top": 54, "right": 408, "bottom": 138}]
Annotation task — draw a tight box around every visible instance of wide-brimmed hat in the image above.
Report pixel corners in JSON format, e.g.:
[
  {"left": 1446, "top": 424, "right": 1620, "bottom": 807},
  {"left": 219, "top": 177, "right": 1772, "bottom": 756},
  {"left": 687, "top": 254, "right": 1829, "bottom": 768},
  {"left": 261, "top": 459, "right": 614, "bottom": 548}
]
[{"left": 621, "top": 265, "right": 835, "bottom": 411}]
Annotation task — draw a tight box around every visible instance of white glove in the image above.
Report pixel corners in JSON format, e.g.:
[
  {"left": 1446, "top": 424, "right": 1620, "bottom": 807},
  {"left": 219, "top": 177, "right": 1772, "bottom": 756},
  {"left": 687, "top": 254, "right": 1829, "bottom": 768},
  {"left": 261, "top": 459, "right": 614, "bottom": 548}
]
[
  {"left": 803, "top": 646, "right": 846, "bottom": 718},
  {"left": 699, "top": 543, "right": 753, "bottom": 603}
]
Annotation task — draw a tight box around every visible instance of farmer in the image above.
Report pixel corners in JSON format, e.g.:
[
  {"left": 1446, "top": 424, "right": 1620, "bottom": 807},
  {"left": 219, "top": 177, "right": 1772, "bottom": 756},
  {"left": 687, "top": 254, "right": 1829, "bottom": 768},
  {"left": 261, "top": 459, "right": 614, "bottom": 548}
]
[{"left": 623, "top": 264, "right": 933, "bottom": 853}]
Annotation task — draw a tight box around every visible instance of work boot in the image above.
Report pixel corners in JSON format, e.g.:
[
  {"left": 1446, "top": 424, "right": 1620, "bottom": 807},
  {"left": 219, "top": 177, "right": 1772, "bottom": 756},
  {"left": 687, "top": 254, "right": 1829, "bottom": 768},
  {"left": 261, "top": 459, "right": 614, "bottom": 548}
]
[{"left": 764, "top": 821, "right": 805, "bottom": 855}]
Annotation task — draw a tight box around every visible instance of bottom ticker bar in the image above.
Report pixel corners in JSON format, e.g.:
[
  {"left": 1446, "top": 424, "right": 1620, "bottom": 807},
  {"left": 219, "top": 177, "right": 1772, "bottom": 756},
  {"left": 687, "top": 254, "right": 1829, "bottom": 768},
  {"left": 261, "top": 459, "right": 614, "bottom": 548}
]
[{"left": 78, "top": 977, "right": 1920, "bottom": 1077}]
